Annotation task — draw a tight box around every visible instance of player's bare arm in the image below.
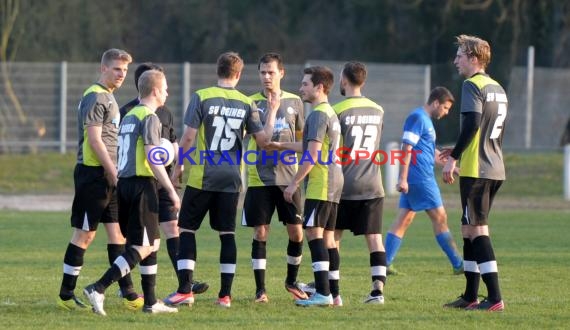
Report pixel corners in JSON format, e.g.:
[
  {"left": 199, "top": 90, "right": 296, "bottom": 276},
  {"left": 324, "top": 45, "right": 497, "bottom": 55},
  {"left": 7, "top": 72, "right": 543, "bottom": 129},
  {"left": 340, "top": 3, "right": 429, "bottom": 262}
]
[
  {"left": 284, "top": 140, "right": 321, "bottom": 203},
  {"left": 436, "top": 148, "right": 460, "bottom": 176},
  {"left": 253, "top": 130, "right": 271, "bottom": 149},
  {"left": 438, "top": 147, "right": 452, "bottom": 161},
  {"left": 145, "top": 144, "right": 181, "bottom": 211},
  {"left": 268, "top": 141, "right": 302, "bottom": 153},
  {"left": 262, "top": 91, "right": 281, "bottom": 139},
  {"left": 86, "top": 125, "right": 118, "bottom": 187},
  {"left": 170, "top": 140, "right": 180, "bottom": 182},
  {"left": 172, "top": 126, "right": 197, "bottom": 188},
  {"left": 396, "top": 143, "right": 413, "bottom": 193}
]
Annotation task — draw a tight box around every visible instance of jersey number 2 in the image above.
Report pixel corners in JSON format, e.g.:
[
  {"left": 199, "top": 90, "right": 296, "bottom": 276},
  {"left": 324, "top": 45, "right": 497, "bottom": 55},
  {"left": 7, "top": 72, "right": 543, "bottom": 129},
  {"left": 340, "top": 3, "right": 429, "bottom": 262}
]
[
  {"left": 489, "top": 103, "right": 507, "bottom": 139},
  {"left": 350, "top": 125, "right": 378, "bottom": 158}
]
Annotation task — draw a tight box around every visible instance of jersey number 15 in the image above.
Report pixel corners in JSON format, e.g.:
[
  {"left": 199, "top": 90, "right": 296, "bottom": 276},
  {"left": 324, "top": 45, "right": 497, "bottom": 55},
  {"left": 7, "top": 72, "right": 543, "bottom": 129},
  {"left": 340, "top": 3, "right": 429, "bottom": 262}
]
[{"left": 210, "top": 116, "right": 243, "bottom": 151}]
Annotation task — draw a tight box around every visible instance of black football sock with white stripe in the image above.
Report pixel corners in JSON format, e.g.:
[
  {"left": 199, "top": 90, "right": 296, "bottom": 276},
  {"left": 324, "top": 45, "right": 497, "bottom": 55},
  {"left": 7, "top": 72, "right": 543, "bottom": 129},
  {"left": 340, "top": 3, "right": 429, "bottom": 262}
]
[
  {"left": 251, "top": 239, "right": 267, "bottom": 292},
  {"left": 166, "top": 237, "right": 180, "bottom": 273},
  {"left": 370, "top": 251, "right": 386, "bottom": 295},
  {"left": 328, "top": 248, "right": 340, "bottom": 298},
  {"left": 463, "top": 238, "right": 480, "bottom": 301},
  {"left": 286, "top": 240, "right": 303, "bottom": 285},
  {"left": 59, "top": 243, "right": 85, "bottom": 300},
  {"left": 177, "top": 231, "right": 196, "bottom": 293},
  {"left": 308, "top": 239, "right": 330, "bottom": 296},
  {"left": 219, "top": 233, "right": 237, "bottom": 298},
  {"left": 108, "top": 244, "right": 136, "bottom": 300},
  {"left": 472, "top": 235, "right": 502, "bottom": 302},
  {"left": 95, "top": 246, "right": 141, "bottom": 294},
  {"left": 140, "top": 251, "right": 158, "bottom": 307}
]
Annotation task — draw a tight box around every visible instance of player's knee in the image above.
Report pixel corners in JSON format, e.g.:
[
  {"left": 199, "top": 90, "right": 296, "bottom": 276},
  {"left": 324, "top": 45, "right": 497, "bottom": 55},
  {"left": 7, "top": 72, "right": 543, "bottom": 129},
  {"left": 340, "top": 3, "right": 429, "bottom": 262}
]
[
  {"left": 160, "top": 221, "right": 179, "bottom": 239},
  {"left": 71, "top": 229, "right": 96, "bottom": 248},
  {"left": 366, "top": 233, "right": 382, "bottom": 246},
  {"left": 135, "top": 245, "right": 154, "bottom": 260},
  {"left": 287, "top": 225, "right": 303, "bottom": 242},
  {"left": 104, "top": 223, "right": 126, "bottom": 244},
  {"left": 254, "top": 225, "right": 269, "bottom": 241},
  {"left": 432, "top": 213, "right": 448, "bottom": 228}
]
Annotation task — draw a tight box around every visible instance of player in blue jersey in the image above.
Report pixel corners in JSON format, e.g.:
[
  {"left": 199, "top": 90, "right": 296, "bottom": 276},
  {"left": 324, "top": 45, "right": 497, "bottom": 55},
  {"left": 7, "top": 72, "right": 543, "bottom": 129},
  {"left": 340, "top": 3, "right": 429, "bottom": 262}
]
[{"left": 384, "top": 87, "right": 463, "bottom": 275}]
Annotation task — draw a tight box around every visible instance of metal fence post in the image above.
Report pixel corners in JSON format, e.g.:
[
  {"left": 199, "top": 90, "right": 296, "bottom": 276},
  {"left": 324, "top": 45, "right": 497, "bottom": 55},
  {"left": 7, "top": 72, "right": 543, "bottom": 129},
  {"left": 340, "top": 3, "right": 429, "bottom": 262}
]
[
  {"left": 384, "top": 141, "right": 400, "bottom": 196},
  {"left": 182, "top": 62, "right": 190, "bottom": 134},
  {"left": 59, "top": 61, "right": 68, "bottom": 154},
  {"left": 525, "top": 46, "right": 534, "bottom": 149},
  {"left": 424, "top": 65, "right": 431, "bottom": 103},
  {"left": 563, "top": 144, "right": 570, "bottom": 201}
]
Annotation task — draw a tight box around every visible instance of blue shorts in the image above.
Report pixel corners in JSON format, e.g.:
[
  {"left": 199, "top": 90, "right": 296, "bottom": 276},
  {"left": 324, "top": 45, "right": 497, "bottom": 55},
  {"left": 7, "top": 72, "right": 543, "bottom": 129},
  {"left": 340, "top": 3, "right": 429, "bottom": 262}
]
[{"left": 398, "top": 179, "right": 443, "bottom": 211}]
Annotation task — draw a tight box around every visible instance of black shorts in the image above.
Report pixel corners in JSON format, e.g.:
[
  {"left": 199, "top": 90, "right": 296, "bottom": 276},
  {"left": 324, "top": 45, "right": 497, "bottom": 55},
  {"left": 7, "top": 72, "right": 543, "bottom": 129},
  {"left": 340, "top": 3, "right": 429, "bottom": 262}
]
[
  {"left": 336, "top": 198, "right": 383, "bottom": 235},
  {"left": 303, "top": 199, "right": 338, "bottom": 230},
  {"left": 459, "top": 177, "right": 503, "bottom": 226},
  {"left": 242, "top": 186, "right": 303, "bottom": 227},
  {"left": 70, "top": 164, "right": 118, "bottom": 231},
  {"left": 158, "top": 185, "right": 178, "bottom": 222},
  {"left": 178, "top": 186, "right": 239, "bottom": 232},
  {"left": 117, "top": 177, "right": 161, "bottom": 247}
]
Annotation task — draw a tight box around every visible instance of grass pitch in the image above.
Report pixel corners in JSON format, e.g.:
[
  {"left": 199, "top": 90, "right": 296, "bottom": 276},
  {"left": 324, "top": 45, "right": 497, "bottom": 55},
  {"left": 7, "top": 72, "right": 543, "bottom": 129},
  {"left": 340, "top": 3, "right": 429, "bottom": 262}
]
[{"left": 1, "top": 206, "right": 569, "bottom": 329}]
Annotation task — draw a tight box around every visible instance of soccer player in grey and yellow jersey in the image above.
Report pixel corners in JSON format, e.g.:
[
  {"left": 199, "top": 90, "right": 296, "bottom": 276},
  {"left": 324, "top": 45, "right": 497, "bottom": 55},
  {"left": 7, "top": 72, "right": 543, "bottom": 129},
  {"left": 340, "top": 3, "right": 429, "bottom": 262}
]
[
  {"left": 275, "top": 66, "right": 343, "bottom": 307},
  {"left": 333, "top": 62, "right": 386, "bottom": 305},
  {"left": 241, "top": 53, "right": 308, "bottom": 303},
  {"left": 84, "top": 69, "right": 181, "bottom": 315},
  {"left": 120, "top": 63, "right": 209, "bottom": 296},
  {"left": 165, "top": 52, "right": 269, "bottom": 308},
  {"left": 442, "top": 34, "right": 507, "bottom": 312},
  {"left": 56, "top": 49, "right": 144, "bottom": 312}
]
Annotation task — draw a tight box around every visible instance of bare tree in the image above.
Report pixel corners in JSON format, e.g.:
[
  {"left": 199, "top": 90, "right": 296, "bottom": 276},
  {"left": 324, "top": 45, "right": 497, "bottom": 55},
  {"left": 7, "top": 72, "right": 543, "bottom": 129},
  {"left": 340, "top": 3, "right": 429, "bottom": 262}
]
[{"left": 0, "top": 0, "right": 25, "bottom": 125}]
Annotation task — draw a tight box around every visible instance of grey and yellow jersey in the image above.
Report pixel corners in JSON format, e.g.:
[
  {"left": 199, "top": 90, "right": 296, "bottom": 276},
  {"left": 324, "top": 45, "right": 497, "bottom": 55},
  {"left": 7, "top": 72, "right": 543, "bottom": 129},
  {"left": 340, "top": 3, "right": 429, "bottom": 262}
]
[
  {"left": 184, "top": 86, "right": 264, "bottom": 192},
  {"left": 303, "top": 102, "right": 343, "bottom": 203},
  {"left": 76, "top": 83, "right": 120, "bottom": 166},
  {"left": 459, "top": 73, "right": 507, "bottom": 180},
  {"left": 333, "top": 96, "right": 385, "bottom": 200},
  {"left": 246, "top": 91, "right": 304, "bottom": 187},
  {"left": 117, "top": 105, "right": 161, "bottom": 178}
]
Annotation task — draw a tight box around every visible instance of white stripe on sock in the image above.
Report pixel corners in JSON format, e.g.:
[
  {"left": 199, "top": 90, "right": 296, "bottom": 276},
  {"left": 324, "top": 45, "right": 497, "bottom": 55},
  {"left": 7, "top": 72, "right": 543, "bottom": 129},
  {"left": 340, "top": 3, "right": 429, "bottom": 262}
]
[
  {"left": 287, "top": 255, "right": 302, "bottom": 265},
  {"left": 63, "top": 264, "right": 82, "bottom": 276},
  {"left": 220, "top": 263, "right": 236, "bottom": 274},
  {"left": 140, "top": 264, "right": 157, "bottom": 275},
  {"left": 114, "top": 256, "right": 131, "bottom": 277},
  {"left": 479, "top": 260, "right": 498, "bottom": 274},
  {"left": 252, "top": 259, "right": 266, "bottom": 270},
  {"left": 370, "top": 265, "right": 386, "bottom": 277},
  {"left": 328, "top": 270, "right": 340, "bottom": 280},
  {"left": 312, "top": 261, "right": 329, "bottom": 272},
  {"left": 177, "top": 259, "right": 195, "bottom": 270},
  {"left": 464, "top": 260, "right": 480, "bottom": 273}
]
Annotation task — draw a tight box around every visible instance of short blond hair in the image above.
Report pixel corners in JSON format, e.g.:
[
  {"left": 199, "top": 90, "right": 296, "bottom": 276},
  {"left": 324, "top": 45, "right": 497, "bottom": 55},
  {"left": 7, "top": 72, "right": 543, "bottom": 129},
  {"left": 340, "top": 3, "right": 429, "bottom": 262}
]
[
  {"left": 101, "top": 48, "right": 132, "bottom": 66},
  {"left": 138, "top": 70, "right": 165, "bottom": 98},
  {"left": 455, "top": 35, "right": 491, "bottom": 69}
]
